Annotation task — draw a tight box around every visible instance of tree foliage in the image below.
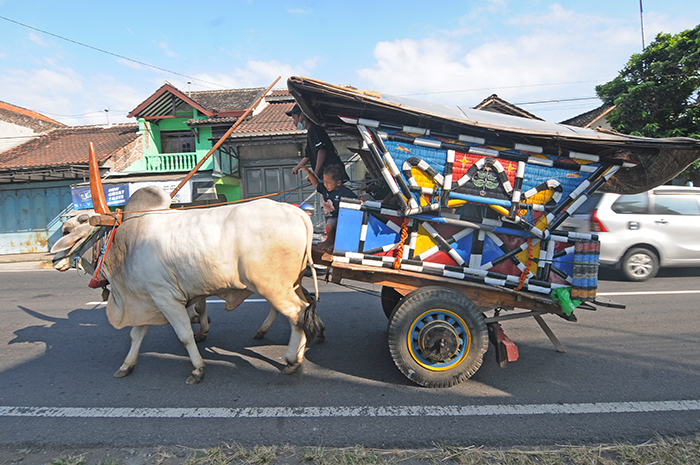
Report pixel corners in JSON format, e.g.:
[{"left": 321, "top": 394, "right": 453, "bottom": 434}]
[{"left": 596, "top": 24, "right": 700, "bottom": 181}]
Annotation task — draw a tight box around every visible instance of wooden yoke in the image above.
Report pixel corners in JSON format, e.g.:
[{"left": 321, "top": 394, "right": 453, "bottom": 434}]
[
  {"left": 169, "top": 76, "right": 281, "bottom": 199},
  {"left": 87, "top": 142, "right": 122, "bottom": 227}
]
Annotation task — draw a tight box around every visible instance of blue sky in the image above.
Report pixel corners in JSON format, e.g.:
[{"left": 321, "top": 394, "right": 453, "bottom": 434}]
[{"left": 1, "top": 0, "right": 699, "bottom": 126}]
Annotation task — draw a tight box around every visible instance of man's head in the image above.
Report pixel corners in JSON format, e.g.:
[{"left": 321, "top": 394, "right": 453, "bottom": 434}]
[
  {"left": 286, "top": 103, "right": 305, "bottom": 128},
  {"left": 322, "top": 165, "right": 344, "bottom": 192}
]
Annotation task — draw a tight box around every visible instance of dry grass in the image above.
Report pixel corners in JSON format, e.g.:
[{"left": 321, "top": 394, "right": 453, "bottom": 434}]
[{"left": 41, "top": 435, "right": 700, "bottom": 465}]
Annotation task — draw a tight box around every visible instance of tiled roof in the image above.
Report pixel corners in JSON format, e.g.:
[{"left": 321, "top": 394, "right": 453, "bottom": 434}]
[
  {"left": 0, "top": 101, "right": 65, "bottom": 132},
  {"left": 474, "top": 94, "right": 543, "bottom": 121},
  {"left": 560, "top": 105, "right": 615, "bottom": 127},
  {"left": 186, "top": 90, "right": 299, "bottom": 134},
  {"left": 0, "top": 124, "right": 139, "bottom": 170},
  {"left": 128, "top": 83, "right": 266, "bottom": 119},
  {"left": 229, "top": 97, "right": 297, "bottom": 135},
  {"left": 189, "top": 87, "right": 266, "bottom": 112}
]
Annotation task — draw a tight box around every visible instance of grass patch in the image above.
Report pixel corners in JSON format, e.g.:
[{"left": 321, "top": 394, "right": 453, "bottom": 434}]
[{"left": 42, "top": 435, "right": 700, "bottom": 465}]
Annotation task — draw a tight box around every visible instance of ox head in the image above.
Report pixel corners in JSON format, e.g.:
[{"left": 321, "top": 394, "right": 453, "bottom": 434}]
[{"left": 50, "top": 210, "right": 103, "bottom": 273}]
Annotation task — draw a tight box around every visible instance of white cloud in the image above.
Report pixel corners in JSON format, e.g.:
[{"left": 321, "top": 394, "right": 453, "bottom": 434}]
[
  {"left": 156, "top": 40, "right": 179, "bottom": 58},
  {"left": 28, "top": 32, "right": 46, "bottom": 46},
  {"left": 357, "top": 3, "right": 644, "bottom": 116},
  {"left": 183, "top": 58, "right": 320, "bottom": 91},
  {"left": 288, "top": 7, "right": 313, "bottom": 15}
]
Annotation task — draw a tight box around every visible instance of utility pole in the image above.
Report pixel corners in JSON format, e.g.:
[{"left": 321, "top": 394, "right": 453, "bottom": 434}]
[{"left": 639, "top": 0, "right": 646, "bottom": 50}]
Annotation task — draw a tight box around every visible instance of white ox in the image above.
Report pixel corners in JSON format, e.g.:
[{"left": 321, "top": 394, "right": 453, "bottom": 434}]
[{"left": 51, "top": 187, "right": 321, "bottom": 384}]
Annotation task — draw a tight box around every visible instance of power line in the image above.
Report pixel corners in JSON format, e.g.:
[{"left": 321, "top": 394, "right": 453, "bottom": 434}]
[
  {"left": 0, "top": 15, "right": 227, "bottom": 89},
  {"left": 401, "top": 80, "right": 607, "bottom": 97},
  {"left": 514, "top": 96, "right": 601, "bottom": 106}
]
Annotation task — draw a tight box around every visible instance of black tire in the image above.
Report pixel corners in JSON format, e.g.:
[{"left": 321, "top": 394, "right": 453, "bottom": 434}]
[
  {"left": 620, "top": 247, "right": 659, "bottom": 281},
  {"left": 387, "top": 286, "right": 488, "bottom": 388},
  {"left": 381, "top": 286, "right": 404, "bottom": 319}
]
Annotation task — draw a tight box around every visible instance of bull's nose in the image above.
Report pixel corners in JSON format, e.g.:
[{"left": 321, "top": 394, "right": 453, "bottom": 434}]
[{"left": 53, "top": 259, "right": 70, "bottom": 272}]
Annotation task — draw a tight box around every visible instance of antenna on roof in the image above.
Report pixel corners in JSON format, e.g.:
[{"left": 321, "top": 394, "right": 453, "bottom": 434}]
[
  {"left": 104, "top": 107, "right": 110, "bottom": 126},
  {"left": 187, "top": 80, "right": 192, "bottom": 97}
]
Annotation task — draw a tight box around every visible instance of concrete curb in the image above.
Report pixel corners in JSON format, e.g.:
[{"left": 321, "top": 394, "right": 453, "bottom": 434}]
[{"left": 0, "top": 254, "right": 54, "bottom": 271}]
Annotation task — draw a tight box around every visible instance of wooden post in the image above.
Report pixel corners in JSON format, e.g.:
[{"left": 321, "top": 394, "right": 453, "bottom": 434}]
[{"left": 170, "top": 76, "right": 281, "bottom": 199}]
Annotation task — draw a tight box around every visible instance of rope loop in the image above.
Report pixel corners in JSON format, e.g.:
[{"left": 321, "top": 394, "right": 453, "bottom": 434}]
[
  {"left": 515, "top": 237, "right": 534, "bottom": 291},
  {"left": 392, "top": 217, "right": 411, "bottom": 270}
]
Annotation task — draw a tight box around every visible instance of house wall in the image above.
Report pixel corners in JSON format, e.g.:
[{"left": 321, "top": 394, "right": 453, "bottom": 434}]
[
  {"left": 126, "top": 118, "right": 214, "bottom": 172},
  {"left": 0, "top": 121, "right": 39, "bottom": 153}
]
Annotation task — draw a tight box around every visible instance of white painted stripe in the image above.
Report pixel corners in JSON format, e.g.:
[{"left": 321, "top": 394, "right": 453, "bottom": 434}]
[
  {"left": 87, "top": 298, "right": 268, "bottom": 306},
  {"left": 2, "top": 400, "right": 698, "bottom": 419},
  {"left": 597, "top": 290, "right": 700, "bottom": 296}
]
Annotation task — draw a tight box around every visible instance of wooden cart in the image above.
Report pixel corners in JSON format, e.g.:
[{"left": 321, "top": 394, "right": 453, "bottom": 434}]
[{"left": 290, "top": 77, "right": 700, "bottom": 388}]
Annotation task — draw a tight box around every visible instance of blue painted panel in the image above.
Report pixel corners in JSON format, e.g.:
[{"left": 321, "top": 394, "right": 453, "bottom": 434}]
[
  {"left": 334, "top": 208, "right": 364, "bottom": 253},
  {"left": 362, "top": 214, "right": 401, "bottom": 252}
]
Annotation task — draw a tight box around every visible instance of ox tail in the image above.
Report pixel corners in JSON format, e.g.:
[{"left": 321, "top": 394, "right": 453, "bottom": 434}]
[
  {"left": 303, "top": 298, "right": 321, "bottom": 343},
  {"left": 301, "top": 207, "right": 321, "bottom": 344},
  {"left": 302, "top": 211, "right": 320, "bottom": 304}
]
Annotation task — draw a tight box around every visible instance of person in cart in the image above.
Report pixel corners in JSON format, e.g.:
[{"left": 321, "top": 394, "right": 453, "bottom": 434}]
[
  {"left": 287, "top": 103, "right": 349, "bottom": 180},
  {"left": 301, "top": 163, "right": 356, "bottom": 252}
]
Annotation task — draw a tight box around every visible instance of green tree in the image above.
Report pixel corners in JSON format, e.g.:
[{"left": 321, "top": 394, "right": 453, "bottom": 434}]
[{"left": 596, "top": 24, "right": 700, "bottom": 182}]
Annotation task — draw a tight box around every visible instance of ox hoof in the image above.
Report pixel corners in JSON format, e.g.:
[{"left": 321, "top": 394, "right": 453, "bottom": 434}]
[
  {"left": 283, "top": 361, "right": 302, "bottom": 375},
  {"left": 113, "top": 366, "right": 134, "bottom": 378},
  {"left": 186, "top": 368, "right": 205, "bottom": 385},
  {"left": 194, "top": 331, "right": 207, "bottom": 343}
]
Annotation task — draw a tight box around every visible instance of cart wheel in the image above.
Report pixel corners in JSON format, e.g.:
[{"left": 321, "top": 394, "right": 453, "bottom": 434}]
[
  {"left": 388, "top": 286, "right": 488, "bottom": 388},
  {"left": 381, "top": 286, "right": 404, "bottom": 319}
]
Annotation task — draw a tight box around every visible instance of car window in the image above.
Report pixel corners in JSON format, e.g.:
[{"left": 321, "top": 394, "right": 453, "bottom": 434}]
[
  {"left": 574, "top": 194, "right": 603, "bottom": 214},
  {"left": 611, "top": 193, "right": 649, "bottom": 214},
  {"left": 652, "top": 195, "right": 700, "bottom": 215}
]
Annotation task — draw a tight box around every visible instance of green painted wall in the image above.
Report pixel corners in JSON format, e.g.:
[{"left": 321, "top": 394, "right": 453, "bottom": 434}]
[{"left": 123, "top": 111, "right": 242, "bottom": 201}]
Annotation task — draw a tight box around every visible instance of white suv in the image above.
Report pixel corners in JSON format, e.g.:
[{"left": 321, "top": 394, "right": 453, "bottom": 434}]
[{"left": 562, "top": 185, "right": 700, "bottom": 281}]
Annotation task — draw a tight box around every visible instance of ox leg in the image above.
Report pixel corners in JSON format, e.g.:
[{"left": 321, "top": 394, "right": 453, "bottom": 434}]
[
  {"left": 193, "top": 299, "right": 209, "bottom": 343},
  {"left": 114, "top": 325, "right": 150, "bottom": 378},
  {"left": 156, "top": 299, "right": 206, "bottom": 384},
  {"left": 254, "top": 307, "right": 278, "bottom": 340},
  {"left": 282, "top": 321, "right": 307, "bottom": 374},
  {"left": 262, "top": 292, "right": 308, "bottom": 374}
]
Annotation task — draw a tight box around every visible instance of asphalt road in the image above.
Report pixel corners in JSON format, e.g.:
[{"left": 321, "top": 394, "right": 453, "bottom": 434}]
[{"left": 0, "top": 266, "right": 699, "bottom": 449}]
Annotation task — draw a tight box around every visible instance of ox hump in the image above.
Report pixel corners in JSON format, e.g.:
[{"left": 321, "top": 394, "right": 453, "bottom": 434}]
[{"left": 124, "top": 187, "right": 171, "bottom": 212}]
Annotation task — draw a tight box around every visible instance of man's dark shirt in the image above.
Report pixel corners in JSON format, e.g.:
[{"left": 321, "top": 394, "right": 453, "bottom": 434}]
[
  {"left": 305, "top": 123, "right": 346, "bottom": 178},
  {"left": 316, "top": 184, "right": 357, "bottom": 218}
]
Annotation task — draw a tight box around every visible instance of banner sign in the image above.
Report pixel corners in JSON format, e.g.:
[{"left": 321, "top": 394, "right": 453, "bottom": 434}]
[
  {"left": 71, "top": 179, "right": 198, "bottom": 209},
  {"left": 71, "top": 184, "right": 129, "bottom": 210}
]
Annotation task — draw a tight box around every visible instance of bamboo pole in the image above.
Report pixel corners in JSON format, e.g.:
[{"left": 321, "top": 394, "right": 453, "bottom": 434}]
[{"left": 170, "top": 76, "right": 281, "bottom": 199}]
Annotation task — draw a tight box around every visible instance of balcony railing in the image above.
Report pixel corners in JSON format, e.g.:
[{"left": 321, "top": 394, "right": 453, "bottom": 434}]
[{"left": 144, "top": 152, "right": 198, "bottom": 172}]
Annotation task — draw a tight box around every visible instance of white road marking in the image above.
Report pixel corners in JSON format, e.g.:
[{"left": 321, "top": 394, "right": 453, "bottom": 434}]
[
  {"left": 1, "top": 400, "right": 699, "bottom": 419},
  {"left": 597, "top": 290, "right": 700, "bottom": 296},
  {"left": 86, "top": 298, "right": 268, "bottom": 306}
]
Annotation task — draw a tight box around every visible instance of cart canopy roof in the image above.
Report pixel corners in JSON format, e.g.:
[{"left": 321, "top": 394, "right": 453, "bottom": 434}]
[{"left": 288, "top": 76, "right": 700, "bottom": 194}]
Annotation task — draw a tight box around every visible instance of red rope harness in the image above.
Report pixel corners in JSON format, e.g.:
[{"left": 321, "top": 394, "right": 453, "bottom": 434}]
[
  {"left": 88, "top": 224, "right": 117, "bottom": 289},
  {"left": 515, "top": 238, "right": 534, "bottom": 291},
  {"left": 392, "top": 217, "right": 411, "bottom": 270}
]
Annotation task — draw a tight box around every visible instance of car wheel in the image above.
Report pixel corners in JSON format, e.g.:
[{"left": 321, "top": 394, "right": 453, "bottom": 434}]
[{"left": 620, "top": 247, "right": 659, "bottom": 281}]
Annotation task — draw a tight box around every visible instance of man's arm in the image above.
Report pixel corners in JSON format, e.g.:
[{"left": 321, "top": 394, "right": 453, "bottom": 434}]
[
  {"left": 302, "top": 165, "right": 319, "bottom": 187},
  {"left": 292, "top": 156, "right": 310, "bottom": 175},
  {"left": 314, "top": 148, "right": 326, "bottom": 175}
]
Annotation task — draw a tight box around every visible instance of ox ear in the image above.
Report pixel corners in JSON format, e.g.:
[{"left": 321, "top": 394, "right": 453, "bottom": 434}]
[{"left": 50, "top": 224, "right": 94, "bottom": 254}]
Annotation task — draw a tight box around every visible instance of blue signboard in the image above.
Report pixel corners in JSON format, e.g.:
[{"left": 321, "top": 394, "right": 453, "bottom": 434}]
[{"left": 71, "top": 184, "right": 129, "bottom": 210}]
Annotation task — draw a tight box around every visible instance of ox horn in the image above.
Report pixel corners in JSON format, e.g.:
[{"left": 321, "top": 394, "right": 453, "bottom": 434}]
[{"left": 89, "top": 142, "right": 109, "bottom": 215}]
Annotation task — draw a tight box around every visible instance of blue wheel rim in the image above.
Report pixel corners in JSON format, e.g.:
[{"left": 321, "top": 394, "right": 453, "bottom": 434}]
[{"left": 406, "top": 309, "right": 471, "bottom": 371}]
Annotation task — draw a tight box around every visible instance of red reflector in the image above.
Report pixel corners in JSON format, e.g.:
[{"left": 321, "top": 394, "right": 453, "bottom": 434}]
[{"left": 590, "top": 209, "right": 608, "bottom": 232}]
